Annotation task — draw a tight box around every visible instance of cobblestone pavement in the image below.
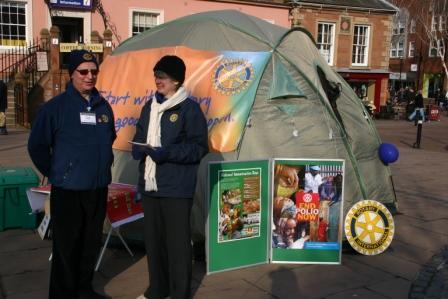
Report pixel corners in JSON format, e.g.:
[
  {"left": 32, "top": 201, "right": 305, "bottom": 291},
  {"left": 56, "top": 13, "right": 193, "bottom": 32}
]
[
  {"left": 1, "top": 116, "right": 448, "bottom": 299},
  {"left": 409, "top": 245, "right": 448, "bottom": 299}
]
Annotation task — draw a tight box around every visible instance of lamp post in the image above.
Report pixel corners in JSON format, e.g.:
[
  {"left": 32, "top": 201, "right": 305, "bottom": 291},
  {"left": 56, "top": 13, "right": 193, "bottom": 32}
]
[
  {"left": 416, "top": 41, "right": 423, "bottom": 90},
  {"left": 399, "top": 56, "right": 403, "bottom": 101}
]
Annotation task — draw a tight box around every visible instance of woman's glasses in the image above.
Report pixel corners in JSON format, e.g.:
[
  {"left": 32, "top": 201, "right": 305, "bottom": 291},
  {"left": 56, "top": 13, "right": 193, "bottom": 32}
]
[{"left": 76, "top": 69, "right": 99, "bottom": 76}]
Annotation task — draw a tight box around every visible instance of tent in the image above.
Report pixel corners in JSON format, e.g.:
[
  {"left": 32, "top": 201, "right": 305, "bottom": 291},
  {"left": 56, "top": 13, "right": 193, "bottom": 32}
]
[{"left": 96, "top": 10, "right": 397, "bottom": 240}]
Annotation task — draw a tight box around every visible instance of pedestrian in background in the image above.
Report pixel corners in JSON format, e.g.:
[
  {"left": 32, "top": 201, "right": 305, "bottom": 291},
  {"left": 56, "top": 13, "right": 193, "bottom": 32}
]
[
  {"left": 28, "top": 49, "right": 116, "bottom": 299},
  {"left": 0, "top": 79, "right": 8, "bottom": 135},
  {"left": 409, "top": 89, "right": 425, "bottom": 123},
  {"left": 132, "top": 55, "right": 208, "bottom": 299}
]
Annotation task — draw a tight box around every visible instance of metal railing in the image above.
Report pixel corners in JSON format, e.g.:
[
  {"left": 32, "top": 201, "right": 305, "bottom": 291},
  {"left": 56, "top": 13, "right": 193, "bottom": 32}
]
[
  {"left": 0, "top": 38, "right": 49, "bottom": 84},
  {"left": 14, "top": 82, "right": 25, "bottom": 126},
  {"left": 1, "top": 38, "right": 50, "bottom": 126}
]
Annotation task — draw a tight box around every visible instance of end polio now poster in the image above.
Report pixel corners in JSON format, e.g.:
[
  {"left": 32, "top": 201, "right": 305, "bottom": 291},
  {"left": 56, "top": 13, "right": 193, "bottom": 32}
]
[{"left": 207, "top": 159, "right": 345, "bottom": 274}]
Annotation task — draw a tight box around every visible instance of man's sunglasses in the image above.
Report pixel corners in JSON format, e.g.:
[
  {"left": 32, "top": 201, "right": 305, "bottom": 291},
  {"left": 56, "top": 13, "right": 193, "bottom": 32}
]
[{"left": 76, "top": 69, "right": 99, "bottom": 76}]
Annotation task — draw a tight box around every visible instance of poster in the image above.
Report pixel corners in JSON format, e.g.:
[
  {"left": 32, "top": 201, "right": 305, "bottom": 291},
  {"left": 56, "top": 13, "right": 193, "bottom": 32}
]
[
  {"left": 96, "top": 47, "right": 271, "bottom": 152},
  {"left": 271, "top": 159, "right": 344, "bottom": 264},
  {"left": 218, "top": 168, "right": 261, "bottom": 242},
  {"left": 208, "top": 160, "right": 269, "bottom": 274}
]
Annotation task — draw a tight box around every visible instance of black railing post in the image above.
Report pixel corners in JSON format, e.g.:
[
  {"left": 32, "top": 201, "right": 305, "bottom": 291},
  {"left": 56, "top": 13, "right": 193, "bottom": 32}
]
[{"left": 413, "top": 113, "right": 423, "bottom": 149}]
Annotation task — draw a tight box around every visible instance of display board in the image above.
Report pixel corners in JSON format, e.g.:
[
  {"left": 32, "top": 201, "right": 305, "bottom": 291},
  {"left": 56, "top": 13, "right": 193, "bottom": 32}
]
[
  {"left": 207, "top": 159, "right": 345, "bottom": 273},
  {"left": 271, "top": 159, "right": 345, "bottom": 264},
  {"left": 207, "top": 160, "right": 270, "bottom": 274}
]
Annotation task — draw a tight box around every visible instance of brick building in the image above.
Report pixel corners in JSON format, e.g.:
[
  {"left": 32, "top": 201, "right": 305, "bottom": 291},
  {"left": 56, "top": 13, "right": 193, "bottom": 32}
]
[
  {"left": 0, "top": 0, "right": 397, "bottom": 126},
  {"left": 292, "top": 0, "right": 397, "bottom": 110},
  {"left": 388, "top": 0, "right": 448, "bottom": 98}
]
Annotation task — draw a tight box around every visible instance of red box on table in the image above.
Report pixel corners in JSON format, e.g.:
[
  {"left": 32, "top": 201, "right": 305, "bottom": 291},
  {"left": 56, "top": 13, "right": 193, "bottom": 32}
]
[{"left": 106, "top": 183, "right": 142, "bottom": 224}]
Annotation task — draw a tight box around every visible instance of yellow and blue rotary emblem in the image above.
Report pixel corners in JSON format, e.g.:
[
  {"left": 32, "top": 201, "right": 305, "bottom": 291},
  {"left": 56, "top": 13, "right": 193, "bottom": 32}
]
[
  {"left": 98, "top": 114, "right": 109, "bottom": 123},
  {"left": 344, "top": 200, "right": 394, "bottom": 255},
  {"left": 212, "top": 58, "right": 254, "bottom": 95},
  {"left": 83, "top": 53, "right": 93, "bottom": 61},
  {"left": 169, "top": 113, "right": 178, "bottom": 122}
]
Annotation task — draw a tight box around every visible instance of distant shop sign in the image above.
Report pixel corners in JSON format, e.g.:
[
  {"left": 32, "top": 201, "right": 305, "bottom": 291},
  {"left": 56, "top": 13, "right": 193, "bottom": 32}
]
[
  {"left": 60, "top": 43, "right": 103, "bottom": 53},
  {"left": 49, "top": 0, "right": 93, "bottom": 10},
  {"left": 389, "top": 72, "right": 407, "bottom": 80},
  {"left": 411, "top": 64, "right": 418, "bottom": 72}
]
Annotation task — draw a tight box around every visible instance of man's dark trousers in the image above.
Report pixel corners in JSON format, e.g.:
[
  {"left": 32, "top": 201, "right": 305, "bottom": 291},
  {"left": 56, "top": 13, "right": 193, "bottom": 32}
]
[{"left": 49, "top": 186, "right": 108, "bottom": 299}]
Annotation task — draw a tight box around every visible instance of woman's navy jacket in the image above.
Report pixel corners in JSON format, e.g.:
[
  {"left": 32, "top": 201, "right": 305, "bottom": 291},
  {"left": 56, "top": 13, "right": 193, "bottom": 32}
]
[
  {"left": 133, "top": 95, "right": 209, "bottom": 199},
  {"left": 28, "top": 83, "right": 116, "bottom": 190}
]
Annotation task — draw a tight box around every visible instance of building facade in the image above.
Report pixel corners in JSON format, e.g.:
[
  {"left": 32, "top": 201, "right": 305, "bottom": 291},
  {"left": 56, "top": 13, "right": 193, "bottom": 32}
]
[
  {"left": 388, "top": 0, "right": 448, "bottom": 98},
  {"left": 294, "top": 0, "right": 396, "bottom": 110},
  {"left": 1, "top": 0, "right": 396, "bottom": 112}
]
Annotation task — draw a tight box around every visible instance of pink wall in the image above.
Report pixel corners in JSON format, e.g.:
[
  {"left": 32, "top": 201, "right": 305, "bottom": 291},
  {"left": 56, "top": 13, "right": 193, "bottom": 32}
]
[
  {"left": 32, "top": 0, "right": 50, "bottom": 39},
  {"left": 31, "top": 1, "right": 289, "bottom": 45}
]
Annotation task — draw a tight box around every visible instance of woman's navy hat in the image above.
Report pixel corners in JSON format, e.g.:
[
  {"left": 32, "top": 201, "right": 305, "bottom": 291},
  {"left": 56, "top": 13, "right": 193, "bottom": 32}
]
[
  {"left": 69, "top": 49, "right": 98, "bottom": 76},
  {"left": 153, "top": 55, "right": 186, "bottom": 86}
]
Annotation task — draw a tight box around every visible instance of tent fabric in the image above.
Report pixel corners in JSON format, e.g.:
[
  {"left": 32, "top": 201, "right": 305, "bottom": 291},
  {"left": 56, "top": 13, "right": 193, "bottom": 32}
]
[
  {"left": 107, "top": 10, "right": 397, "bottom": 240},
  {"left": 114, "top": 10, "right": 288, "bottom": 55}
]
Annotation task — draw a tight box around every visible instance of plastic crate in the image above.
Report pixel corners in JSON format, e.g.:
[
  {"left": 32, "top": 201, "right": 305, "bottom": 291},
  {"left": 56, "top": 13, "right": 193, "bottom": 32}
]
[{"left": 0, "top": 167, "right": 39, "bottom": 231}]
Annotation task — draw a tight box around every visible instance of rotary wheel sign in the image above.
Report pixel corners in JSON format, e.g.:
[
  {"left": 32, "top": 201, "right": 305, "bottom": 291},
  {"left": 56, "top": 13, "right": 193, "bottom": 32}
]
[{"left": 344, "top": 200, "right": 394, "bottom": 255}]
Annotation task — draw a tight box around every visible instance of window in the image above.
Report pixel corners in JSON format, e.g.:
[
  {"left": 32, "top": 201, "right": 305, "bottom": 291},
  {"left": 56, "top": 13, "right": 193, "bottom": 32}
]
[
  {"left": 398, "top": 21, "right": 405, "bottom": 34},
  {"left": 437, "top": 39, "right": 444, "bottom": 55},
  {"left": 130, "top": 9, "right": 162, "bottom": 36},
  {"left": 431, "top": 15, "right": 438, "bottom": 31},
  {"left": 390, "top": 41, "right": 404, "bottom": 58},
  {"left": 439, "top": 15, "right": 446, "bottom": 31},
  {"left": 429, "top": 39, "right": 444, "bottom": 57},
  {"left": 392, "top": 21, "right": 405, "bottom": 35},
  {"left": 0, "top": 1, "right": 26, "bottom": 46},
  {"left": 317, "top": 22, "right": 335, "bottom": 65},
  {"left": 409, "top": 19, "right": 416, "bottom": 33},
  {"left": 352, "top": 25, "right": 370, "bottom": 66},
  {"left": 408, "top": 41, "right": 415, "bottom": 57}
]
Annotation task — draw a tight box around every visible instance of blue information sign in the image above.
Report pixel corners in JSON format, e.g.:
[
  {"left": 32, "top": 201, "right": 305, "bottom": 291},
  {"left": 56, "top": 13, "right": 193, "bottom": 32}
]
[{"left": 49, "top": 0, "right": 93, "bottom": 10}]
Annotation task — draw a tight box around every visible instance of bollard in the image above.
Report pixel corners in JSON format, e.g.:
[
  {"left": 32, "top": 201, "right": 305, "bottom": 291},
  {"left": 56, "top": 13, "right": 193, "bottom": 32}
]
[{"left": 413, "top": 114, "right": 423, "bottom": 149}]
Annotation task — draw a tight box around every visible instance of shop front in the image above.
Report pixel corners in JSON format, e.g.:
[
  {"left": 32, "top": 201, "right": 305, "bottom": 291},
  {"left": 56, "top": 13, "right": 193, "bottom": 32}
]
[{"left": 338, "top": 69, "right": 389, "bottom": 113}]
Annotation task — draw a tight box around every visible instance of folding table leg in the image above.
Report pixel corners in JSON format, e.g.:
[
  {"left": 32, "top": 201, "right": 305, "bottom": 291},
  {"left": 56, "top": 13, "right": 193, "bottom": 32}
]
[
  {"left": 95, "top": 227, "right": 113, "bottom": 271},
  {"left": 115, "top": 227, "right": 134, "bottom": 257}
]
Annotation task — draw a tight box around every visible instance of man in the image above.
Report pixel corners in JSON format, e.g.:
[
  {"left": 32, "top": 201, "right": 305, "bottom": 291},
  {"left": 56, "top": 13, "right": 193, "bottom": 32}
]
[
  {"left": 408, "top": 89, "right": 425, "bottom": 124},
  {"left": 28, "top": 50, "right": 116, "bottom": 299},
  {"left": 304, "top": 165, "right": 323, "bottom": 193},
  {"left": 0, "top": 79, "right": 7, "bottom": 135}
]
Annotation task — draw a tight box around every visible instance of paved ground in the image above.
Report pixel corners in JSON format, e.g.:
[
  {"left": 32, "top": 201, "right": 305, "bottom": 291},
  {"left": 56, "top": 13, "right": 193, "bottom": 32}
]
[{"left": 0, "top": 115, "right": 447, "bottom": 299}]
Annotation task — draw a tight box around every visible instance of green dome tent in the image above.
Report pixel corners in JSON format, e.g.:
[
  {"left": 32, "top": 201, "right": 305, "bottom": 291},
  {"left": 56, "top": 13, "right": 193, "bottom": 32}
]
[{"left": 97, "top": 9, "right": 397, "bottom": 240}]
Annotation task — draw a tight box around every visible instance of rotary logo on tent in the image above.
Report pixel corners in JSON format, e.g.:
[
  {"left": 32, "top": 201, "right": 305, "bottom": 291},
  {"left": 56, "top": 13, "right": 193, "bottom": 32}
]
[
  {"left": 344, "top": 200, "right": 394, "bottom": 255},
  {"left": 212, "top": 58, "right": 254, "bottom": 95}
]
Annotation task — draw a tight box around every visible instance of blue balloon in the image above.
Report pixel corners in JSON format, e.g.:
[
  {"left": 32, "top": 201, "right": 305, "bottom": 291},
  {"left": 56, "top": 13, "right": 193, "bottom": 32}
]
[{"left": 378, "top": 143, "right": 399, "bottom": 165}]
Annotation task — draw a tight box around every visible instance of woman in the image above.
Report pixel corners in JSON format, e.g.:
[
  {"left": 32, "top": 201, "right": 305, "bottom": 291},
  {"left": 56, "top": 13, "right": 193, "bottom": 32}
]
[{"left": 132, "top": 55, "right": 209, "bottom": 299}]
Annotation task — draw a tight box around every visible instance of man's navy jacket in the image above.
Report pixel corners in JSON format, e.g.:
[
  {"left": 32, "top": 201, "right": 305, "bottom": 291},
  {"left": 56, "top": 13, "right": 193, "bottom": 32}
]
[{"left": 28, "top": 83, "right": 116, "bottom": 190}]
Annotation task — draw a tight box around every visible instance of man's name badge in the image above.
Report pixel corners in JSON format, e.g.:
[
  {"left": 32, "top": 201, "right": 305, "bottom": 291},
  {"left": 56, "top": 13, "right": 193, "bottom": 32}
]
[{"left": 80, "top": 112, "right": 96, "bottom": 125}]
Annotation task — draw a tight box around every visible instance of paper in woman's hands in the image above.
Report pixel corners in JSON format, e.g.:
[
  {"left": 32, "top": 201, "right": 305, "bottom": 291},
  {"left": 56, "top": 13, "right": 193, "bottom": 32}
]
[{"left": 127, "top": 141, "right": 154, "bottom": 148}]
